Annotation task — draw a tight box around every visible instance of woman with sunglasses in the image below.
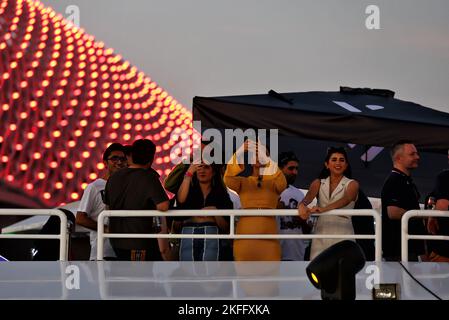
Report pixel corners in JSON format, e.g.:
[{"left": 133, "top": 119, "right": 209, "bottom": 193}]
[
  {"left": 176, "top": 163, "right": 233, "bottom": 261},
  {"left": 224, "top": 139, "right": 287, "bottom": 261},
  {"left": 298, "top": 147, "right": 359, "bottom": 260}
]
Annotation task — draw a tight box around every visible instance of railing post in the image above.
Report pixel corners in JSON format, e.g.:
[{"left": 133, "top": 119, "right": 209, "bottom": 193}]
[
  {"left": 230, "top": 212, "right": 235, "bottom": 238},
  {"left": 97, "top": 211, "right": 105, "bottom": 261},
  {"left": 401, "top": 211, "right": 411, "bottom": 262},
  {"left": 57, "top": 210, "right": 68, "bottom": 261},
  {"left": 374, "top": 209, "right": 382, "bottom": 262}
]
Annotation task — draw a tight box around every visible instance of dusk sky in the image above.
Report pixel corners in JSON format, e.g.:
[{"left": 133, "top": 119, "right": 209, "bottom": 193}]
[{"left": 43, "top": 0, "right": 449, "bottom": 113}]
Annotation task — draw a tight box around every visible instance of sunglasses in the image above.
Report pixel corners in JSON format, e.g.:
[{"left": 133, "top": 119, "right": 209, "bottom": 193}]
[
  {"left": 108, "top": 156, "right": 127, "bottom": 163},
  {"left": 286, "top": 166, "right": 298, "bottom": 171}
]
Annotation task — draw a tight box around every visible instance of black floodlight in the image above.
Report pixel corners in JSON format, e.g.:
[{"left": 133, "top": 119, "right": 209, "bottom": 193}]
[{"left": 306, "top": 240, "right": 366, "bottom": 300}]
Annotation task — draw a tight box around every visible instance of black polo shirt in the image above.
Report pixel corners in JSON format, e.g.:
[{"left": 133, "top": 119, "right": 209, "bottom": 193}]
[
  {"left": 431, "top": 170, "right": 449, "bottom": 257},
  {"left": 381, "top": 168, "right": 425, "bottom": 260}
]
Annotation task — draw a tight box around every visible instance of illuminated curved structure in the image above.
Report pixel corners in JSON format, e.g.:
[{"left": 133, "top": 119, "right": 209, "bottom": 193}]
[{"left": 0, "top": 0, "right": 192, "bottom": 207}]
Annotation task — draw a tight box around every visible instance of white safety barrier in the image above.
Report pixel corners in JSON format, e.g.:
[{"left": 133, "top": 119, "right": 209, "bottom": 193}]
[
  {"left": 97, "top": 209, "right": 381, "bottom": 262},
  {"left": 0, "top": 209, "right": 68, "bottom": 261},
  {"left": 401, "top": 210, "right": 449, "bottom": 262}
]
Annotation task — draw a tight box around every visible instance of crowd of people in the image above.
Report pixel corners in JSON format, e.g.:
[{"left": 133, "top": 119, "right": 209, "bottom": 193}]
[{"left": 76, "top": 138, "right": 449, "bottom": 262}]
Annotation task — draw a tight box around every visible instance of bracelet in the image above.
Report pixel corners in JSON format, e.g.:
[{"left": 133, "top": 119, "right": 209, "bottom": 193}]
[{"left": 185, "top": 171, "right": 193, "bottom": 178}]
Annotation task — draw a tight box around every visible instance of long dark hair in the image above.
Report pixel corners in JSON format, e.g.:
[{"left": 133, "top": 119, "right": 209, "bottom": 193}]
[
  {"left": 318, "top": 147, "right": 352, "bottom": 179},
  {"left": 191, "top": 164, "right": 228, "bottom": 195}
]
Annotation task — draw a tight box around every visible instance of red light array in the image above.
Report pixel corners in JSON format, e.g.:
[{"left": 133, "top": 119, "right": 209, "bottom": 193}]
[{"left": 0, "top": 0, "right": 193, "bottom": 207}]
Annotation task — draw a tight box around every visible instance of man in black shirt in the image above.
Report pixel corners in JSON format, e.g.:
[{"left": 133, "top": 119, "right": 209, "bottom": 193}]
[
  {"left": 427, "top": 153, "right": 449, "bottom": 262},
  {"left": 105, "top": 139, "right": 169, "bottom": 261},
  {"left": 381, "top": 140, "right": 426, "bottom": 261}
]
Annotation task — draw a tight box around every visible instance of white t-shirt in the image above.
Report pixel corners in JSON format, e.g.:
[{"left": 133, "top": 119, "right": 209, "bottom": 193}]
[
  {"left": 78, "top": 179, "right": 116, "bottom": 260},
  {"left": 277, "top": 185, "right": 307, "bottom": 261}
]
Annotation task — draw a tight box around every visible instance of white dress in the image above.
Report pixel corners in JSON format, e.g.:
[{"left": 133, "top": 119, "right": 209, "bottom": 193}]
[{"left": 309, "top": 176, "right": 355, "bottom": 260}]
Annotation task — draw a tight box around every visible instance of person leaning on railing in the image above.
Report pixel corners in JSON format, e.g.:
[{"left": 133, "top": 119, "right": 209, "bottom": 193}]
[
  {"left": 176, "top": 163, "right": 233, "bottom": 261},
  {"left": 224, "top": 139, "right": 287, "bottom": 261},
  {"left": 298, "top": 147, "right": 359, "bottom": 260},
  {"left": 104, "top": 139, "right": 170, "bottom": 261}
]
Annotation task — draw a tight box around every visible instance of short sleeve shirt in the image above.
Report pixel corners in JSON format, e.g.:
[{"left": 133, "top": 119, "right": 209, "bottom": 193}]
[
  {"left": 381, "top": 168, "right": 425, "bottom": 259},
  {"left": 277, "top": 185, "right": 306, "bottom": 261},
  {"left": 105, "top": 167, "right": 169, "bottom": 250},
  {"left": 78, "top": 179, "right": 116, "bottom": 259}
]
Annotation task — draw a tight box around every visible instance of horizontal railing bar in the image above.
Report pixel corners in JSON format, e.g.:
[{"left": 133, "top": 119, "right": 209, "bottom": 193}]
[
  {"left": 98, "top": 209, "right": 382, "bottom": 262},
  {"left": 402, "top": 210, "right": 449, "bottom": 262},
  {"left": 100, "top": 209, "right": 377, "bottom": 217},
  {"left": 0, "top": 209, "right": 68, "bottom": 261},
  {"left": 102, "top": 234, "right": 376, "bottom": 240},
  {"left": 406, "top": 235, "right": 449, "bottom": 241},
  {"left": 0, "top": 234, "right": 62, "bottom": 239}
]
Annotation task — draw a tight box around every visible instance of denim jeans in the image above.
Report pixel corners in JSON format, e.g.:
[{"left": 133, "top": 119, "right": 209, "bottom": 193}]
[{"left": 180, "top": 222, "right": 220, "bottom": 261}]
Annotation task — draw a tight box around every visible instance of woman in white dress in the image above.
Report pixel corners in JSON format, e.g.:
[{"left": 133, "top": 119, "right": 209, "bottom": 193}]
[{"left": 298, "top": 147, "right": 359, "bottom": 260}]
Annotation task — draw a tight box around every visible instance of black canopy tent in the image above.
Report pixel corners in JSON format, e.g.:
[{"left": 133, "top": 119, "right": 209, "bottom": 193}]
[{"left": 192, "top": 88, "right": 449, "bottom": 197}]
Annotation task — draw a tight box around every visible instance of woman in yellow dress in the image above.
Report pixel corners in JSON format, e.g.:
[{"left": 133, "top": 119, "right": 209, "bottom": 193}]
[{"left": 224, "top": 140, "right": 287, "bottom": 261}]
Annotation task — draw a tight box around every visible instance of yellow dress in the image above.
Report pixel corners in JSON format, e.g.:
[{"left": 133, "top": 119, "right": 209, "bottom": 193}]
[{"left": 224, "top": 154, "right": 287, "bottom": 261}]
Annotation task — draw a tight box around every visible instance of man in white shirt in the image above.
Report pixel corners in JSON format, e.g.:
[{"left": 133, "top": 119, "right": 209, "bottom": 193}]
[
  {"left": 277, "top": 152, "right": 310, "bottom": 261},
  {"left": 76, "top": 143, "right": 127, "bottom": 260}
]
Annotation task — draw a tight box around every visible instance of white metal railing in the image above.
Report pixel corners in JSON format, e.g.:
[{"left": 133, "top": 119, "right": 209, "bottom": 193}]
[
  {"left": 401, "top": 210, "right": 449, "bottom": 262},
  {"left": 0, "top": 209, "right": 68, "bottom": 261},
  {"left": 97, "top": 209, "right": 381, "bottom": 262}
]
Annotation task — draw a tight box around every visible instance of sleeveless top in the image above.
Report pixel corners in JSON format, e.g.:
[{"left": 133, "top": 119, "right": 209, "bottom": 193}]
[{"left": 310, "top": 176, "right": 356, "bottom": 260}]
